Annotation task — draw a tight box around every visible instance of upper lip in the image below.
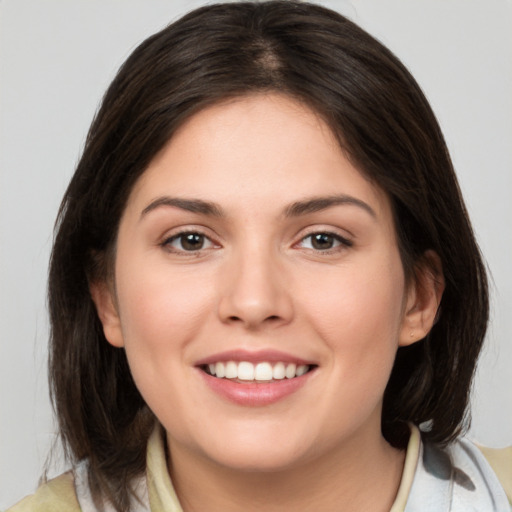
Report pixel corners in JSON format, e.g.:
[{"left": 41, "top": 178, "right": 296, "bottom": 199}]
[{"left": 195, "top": 349, "right": 316, "bottom": 367}]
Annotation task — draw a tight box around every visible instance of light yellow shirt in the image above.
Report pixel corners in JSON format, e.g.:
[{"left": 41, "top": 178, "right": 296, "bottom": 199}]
[{"left": 8, "top": 425, "right": 510, "bottom": 512}]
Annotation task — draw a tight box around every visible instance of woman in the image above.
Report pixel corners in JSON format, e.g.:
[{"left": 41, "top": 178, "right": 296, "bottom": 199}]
[{"left": 8, "top": 1, "right": 511, "bottom": 511}]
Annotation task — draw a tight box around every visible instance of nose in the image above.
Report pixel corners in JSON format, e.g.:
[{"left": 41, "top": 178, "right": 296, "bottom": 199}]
[{"left": 217, "top": 245, "right": 294, "bottom": 330}]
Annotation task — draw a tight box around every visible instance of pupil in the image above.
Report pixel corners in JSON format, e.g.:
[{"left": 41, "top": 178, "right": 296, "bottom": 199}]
[
  {"left": 312, "top": 233, "right": 333, "bottom": 250},
  {"left": 182, "top": 233, "right": 203, "bottom": 250}
]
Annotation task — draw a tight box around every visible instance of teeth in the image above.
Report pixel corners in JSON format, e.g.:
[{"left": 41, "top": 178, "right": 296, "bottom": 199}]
[
  {"left": 238, "top": 361, "right": 254, "bottom": 381},
  {"left": 296, "top": 365, "right": 308, "bottom": 376},
  {"left": 225, "top": 361, "right": 238, "bottom": 379},
  {"left": 285, "top": 363, "right": 296, "bottom": 379},
  {"left": 206, "top": 361, "right": 311, "bottom": 381},
  {"left": 254, "top": 362, "right": 273, "bottom": 381},
  {"left": 215, "top": 362, "right": 226, "bottom": 378},
  {"left": 272, "top": 362, "right": 285, "bottom": 380}
]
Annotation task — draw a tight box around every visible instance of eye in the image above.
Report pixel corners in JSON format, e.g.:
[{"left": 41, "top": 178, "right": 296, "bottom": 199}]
[
  {"left": 163, "top": 232, "right": 215, "bottom": 252},
  {"left": 299, "top": 232, "right": 352, "bottom": 251}
]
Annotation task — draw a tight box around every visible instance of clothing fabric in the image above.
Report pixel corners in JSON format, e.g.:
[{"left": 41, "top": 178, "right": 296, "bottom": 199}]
[
  {"left": 402, "top": 429, "right": 510, "bottom": 511},
  {"left": 8, "top": 425, "right": 511, "bottom": 511}
]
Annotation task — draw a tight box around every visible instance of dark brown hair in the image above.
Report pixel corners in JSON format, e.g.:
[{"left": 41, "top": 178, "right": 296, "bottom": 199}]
[{"left": 48, "top": 1, "right": 488, "bottom": 509}]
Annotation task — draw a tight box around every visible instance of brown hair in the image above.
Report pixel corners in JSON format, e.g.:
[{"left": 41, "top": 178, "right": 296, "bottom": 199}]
[{"left": 48, "top": 1, "right": 488, "bottom": 509}]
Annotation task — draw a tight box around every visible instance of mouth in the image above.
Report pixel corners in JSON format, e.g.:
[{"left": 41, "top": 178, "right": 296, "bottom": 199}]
[
  {"left": 195, "top": 350, "right": 317, "bottom": 405},
  {"left": 201, "top": 361, "right": 316, "bottom": 382}
]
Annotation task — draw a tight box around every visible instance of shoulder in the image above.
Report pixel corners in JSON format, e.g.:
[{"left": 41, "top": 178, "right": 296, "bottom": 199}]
[
  {"left": 477, "top": 444, "right": 512, "bottom": 504},
  {"left": 446, "top": 437, "right": 510, "bottom": 504},
  {"left": 406, "top": 435, "right": 511, "bottom": 511},
  {"left": 6, "top": 472, "right": 81, "bottom": 512}
]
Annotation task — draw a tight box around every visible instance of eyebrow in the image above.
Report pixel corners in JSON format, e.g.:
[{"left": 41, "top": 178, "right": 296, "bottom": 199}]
[
  {"left": 140, "top": 194, "right": 376, "bottom": 220},
  {"left": 140, "top": 197, "right": 224, "bottom": 219},
  {"left": 284, "top": 195, "right": 376, "bottom": 219}
]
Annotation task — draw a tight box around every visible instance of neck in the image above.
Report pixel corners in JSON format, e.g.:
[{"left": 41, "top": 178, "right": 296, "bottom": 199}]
[{"left": 167, "top": 426, "right": 406, "bottom": 512}]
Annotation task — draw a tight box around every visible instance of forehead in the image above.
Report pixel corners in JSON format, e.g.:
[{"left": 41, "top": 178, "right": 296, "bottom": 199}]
[{"left": 126, "top": 93, "right": 391, "bottom": 222}]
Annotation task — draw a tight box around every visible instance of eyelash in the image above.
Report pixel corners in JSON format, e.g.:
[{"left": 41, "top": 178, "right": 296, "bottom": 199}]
[
  {"left": 297, "top": 231, "right": 353, "bottom": 254},
  {"left": 161, "top": 230, "right": 216, "bottom": 254},
  {"left": 161, "top": 229, "right": 352, "bottom": 255}
]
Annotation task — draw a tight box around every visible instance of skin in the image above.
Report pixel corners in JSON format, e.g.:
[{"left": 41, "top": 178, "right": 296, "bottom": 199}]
[{"left": 92, "top": 93, "right": 443, "bottom": 511}]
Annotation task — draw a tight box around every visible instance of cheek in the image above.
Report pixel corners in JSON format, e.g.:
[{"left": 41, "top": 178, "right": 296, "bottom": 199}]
[
  {"left": 306, "top": 260, "right": 404, "bottom": 336},
  {"left": 113, "top": 263, "right": 217, "bottom": 426},
  {"left": 299, "top": 254, "right": 406, "bottom": 391},
  {"left": 114, "top": 260, "right": 215, "bottom": 359}
]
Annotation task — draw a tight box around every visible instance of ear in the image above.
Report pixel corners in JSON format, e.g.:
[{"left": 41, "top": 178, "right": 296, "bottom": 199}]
[
  {"left": 90, "top": 280, "right": 125, "bottom": 348},
  {"left": 399, "top": 250, "right": 445, "bottom": 347}
]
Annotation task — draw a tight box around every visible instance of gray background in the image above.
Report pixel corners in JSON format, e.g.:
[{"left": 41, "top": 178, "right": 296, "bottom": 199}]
[{"left": 1, "top": 0, "right": 511, "bottom": 507}]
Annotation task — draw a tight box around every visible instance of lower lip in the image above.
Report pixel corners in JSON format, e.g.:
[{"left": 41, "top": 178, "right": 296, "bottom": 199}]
[{"left": 198, "top": 369, "right": 314, "bottom": 406}]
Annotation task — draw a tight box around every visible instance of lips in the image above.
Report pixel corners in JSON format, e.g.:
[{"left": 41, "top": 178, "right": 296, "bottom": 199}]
[{"left": 195, "top": 349, "right": 317, "bottom": 406}]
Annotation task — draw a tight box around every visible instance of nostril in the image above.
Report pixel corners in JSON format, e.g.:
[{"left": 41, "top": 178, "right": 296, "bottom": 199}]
[{"left": 226, "top": 314, "right": 282, "bottom": 325}]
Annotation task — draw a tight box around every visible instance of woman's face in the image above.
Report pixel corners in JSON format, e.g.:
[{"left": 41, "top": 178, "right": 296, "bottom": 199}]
[{"left": 95, "top": 93, "right": 421, "bottom": 472}]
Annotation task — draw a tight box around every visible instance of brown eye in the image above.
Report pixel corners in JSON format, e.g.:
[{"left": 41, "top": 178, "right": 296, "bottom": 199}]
[
  {"left": 165, "top": 232, "right": 214, "bottom": 252},
  {"left": 299, "top": 232, "right": 352, "bottom": 251},
  {"left": 180, "top": 233, "right": 205, "bottom": 250},
  {"left": 311, "top": 233, "right": 335, "bottom": 250}
]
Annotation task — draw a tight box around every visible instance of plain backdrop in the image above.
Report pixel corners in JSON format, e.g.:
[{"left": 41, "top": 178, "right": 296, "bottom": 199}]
[{"left": 1, "top": 0, "right": 511, "bottom": 507}]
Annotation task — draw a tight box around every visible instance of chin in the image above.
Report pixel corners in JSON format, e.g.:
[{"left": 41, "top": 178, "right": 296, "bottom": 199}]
[
  {"left": 207, "top": 444, "right": 309, "bottom": 473},
  {"left": 193, "top": 426, "right": 317, "bottom": 473}
]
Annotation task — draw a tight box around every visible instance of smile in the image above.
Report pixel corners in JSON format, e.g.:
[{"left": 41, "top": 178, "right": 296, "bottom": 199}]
[
  {"left": 196, "top": 350, "right": 317, "bottom": 405},
  {"left": 204, "top": 361, "right": 312, "bottom": 381}
]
